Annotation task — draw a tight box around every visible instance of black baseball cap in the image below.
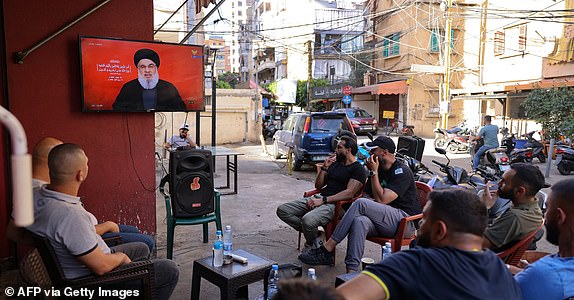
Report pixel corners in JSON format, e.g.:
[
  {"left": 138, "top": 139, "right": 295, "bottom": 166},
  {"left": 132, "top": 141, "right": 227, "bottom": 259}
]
[{"left": 364, "top": 136, "right": 396, "bottom": 153}]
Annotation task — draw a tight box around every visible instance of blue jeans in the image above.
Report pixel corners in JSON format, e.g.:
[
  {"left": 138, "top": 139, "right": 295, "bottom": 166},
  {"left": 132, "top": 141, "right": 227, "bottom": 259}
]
[
  {"left": 102, "top": 224, "right": 155, "bottom": 253},
  {"left": 473, "top": 145, "right": 497, "bottom": 170}
]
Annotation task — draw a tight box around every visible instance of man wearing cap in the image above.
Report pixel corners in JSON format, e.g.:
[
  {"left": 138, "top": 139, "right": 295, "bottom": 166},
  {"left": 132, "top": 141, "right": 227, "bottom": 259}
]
[
  {"left": 164, "top": 124, "right": 197, "bottom": 150},
  {"left": 113, "top": 48, "right": 186, "bottom": 112},
  {"left": 300, "top": 136, "right": 419, "bottom": 272},
  {"left": 480, "top": 163, "right": 544, "bottom": 251}
]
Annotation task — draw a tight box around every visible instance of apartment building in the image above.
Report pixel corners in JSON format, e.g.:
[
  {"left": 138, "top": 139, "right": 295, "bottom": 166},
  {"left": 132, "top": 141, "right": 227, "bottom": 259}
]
[
  {"left": 250, "top": 0, "right": 365, "bottom": 104},
  {"left": 452, "top": 0, "right": 568, "bottom": 134}
]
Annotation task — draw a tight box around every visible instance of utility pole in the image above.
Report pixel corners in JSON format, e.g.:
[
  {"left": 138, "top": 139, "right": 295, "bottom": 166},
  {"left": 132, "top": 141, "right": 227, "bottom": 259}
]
[
  {"left": 441, "top": 0, "right": 454, "bottom": 129},
  {"left": 306, "top": 40, "right": 313, "bottom": 112}
]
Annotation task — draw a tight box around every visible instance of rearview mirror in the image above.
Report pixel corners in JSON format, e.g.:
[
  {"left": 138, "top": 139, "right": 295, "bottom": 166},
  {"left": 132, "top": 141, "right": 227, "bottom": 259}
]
[{"left": 435, "top": 147, "right": 447, "bottom": 155}]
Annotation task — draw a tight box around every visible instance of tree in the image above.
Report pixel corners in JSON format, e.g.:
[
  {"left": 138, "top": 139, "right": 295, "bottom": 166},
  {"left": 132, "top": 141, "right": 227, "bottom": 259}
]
[
  {"left": 522, "top": 87, "right": 574, "bottom": 139},
  {"left": 295, "top": 78, "right": 329, "bottom": 109},
  {"left": 217, "top": 72, "right": 240, "bottom": 89}
]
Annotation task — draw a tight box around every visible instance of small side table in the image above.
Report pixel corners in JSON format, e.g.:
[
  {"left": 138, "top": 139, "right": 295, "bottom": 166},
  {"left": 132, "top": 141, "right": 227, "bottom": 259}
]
[
  {"left": 335, "top": 271, "right": 361, "bottom": 287},
  {"left": 191, "top": 249, "right": 275, "bottom": 300}
]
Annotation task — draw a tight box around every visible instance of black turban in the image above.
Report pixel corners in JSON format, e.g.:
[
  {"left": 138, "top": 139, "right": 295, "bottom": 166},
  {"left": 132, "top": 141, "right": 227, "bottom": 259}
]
[{"left": 134, "top": 48, "right": 160, "bottom": 68}]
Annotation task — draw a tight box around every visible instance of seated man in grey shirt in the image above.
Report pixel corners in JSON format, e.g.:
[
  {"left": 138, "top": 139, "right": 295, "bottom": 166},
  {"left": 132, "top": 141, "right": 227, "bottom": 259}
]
[{"left": 26, "top": 143, "right": 179, "bottom": 298}]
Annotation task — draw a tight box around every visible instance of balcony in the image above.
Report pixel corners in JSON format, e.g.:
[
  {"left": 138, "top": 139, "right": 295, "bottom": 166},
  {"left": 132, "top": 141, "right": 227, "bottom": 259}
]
[{"left": 314, "top": 8, "right": 364, "bottom": 33}]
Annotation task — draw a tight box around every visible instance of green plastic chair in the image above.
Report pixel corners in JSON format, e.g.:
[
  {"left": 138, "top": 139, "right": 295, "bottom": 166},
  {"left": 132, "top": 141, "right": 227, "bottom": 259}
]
[{"left": 159, "top": 175, "right": 222, "bottom": 259}]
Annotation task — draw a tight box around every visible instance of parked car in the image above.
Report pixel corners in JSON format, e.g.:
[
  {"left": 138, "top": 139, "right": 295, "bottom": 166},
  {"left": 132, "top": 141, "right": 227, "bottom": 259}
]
[
  {"left": 273, "top": 111, "right": 354, "bottom": 170},
  {"left": 335, "top": 108, "right": 378, "bottom": 135}
]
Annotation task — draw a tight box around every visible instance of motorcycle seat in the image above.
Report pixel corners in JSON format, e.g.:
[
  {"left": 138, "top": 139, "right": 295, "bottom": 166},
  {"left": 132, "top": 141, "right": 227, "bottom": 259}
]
[{"left": 447, "top": 127, "right": 462, "bottom": 134}]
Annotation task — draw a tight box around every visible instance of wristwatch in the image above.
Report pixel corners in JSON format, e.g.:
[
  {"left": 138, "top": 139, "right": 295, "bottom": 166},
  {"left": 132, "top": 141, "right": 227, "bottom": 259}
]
[
  {"left": 369, "top": 170, "right": 377, "bottom": 177},
  {"left": 321, "top": 166, "right": 329, "bottom": 172},
  {"left": 322, "top": 195, "right": 328, "bottom": 204}
]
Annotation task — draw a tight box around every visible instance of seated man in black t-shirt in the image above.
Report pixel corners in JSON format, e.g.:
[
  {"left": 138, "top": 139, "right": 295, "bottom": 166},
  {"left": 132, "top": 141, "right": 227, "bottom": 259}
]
[
  {"left": 299, "top": 136, "right": 420, "bottom": 271},
  {"left": 277, "top": 136, "right": 367, "bottom": 250},
  {"left": 338, "top": 189, "right": 521, "bottom": 300}
]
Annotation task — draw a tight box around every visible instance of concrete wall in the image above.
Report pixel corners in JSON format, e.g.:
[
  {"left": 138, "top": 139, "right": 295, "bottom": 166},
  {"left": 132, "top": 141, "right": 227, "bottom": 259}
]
[
  {"left": 1, "top": 0, "right": 155, "bottom": 258},
  {"left": 155, "top": 89, "right": 262, "bottom": 154}
]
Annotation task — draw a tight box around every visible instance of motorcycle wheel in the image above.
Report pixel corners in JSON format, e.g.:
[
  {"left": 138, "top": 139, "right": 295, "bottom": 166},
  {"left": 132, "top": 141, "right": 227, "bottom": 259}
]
[
  {"left": 434, "top": 137, "right": 447, "bottom": 148},
  {"left": 292, "top": 156, "right": 303, "bottom": 171},
  {"left": 537, "top": 152, "right": 546, "bottom": 163},
  {"left": 557, "top": 161, "right": 571, "bottom": 175},
  {"left": 446, "top": 143, "right": 458, "bottom": 154},
  {"left": 273, "top": 139, "right": 282, "bottom": 159}
]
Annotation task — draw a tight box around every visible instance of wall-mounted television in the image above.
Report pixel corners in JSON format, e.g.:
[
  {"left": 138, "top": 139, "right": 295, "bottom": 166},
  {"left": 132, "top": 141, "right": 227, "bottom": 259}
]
[{"left": 79, "top": 36, "right": 205, "bottom": 112}]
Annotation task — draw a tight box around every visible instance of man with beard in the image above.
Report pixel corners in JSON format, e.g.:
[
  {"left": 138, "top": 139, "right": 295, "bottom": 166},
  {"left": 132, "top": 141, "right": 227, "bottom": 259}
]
[
  {"left": 337, "top": 189, "right": 521, "bottom": 300},
  {"left": 113, "top": 48, "right": 186, "bottom": 112},
  {"left": 481, "top": 163, "right": 544, "bottom": 251},
  {"left": 514, "top": 178, "right": 574, "bottom": 300},
  {"left": 299, "top": 136, "right": 419, "bottom": 272},
  {"left": 277, "top": 136, "right": 367, "bottom": 251},
  {"left": 164, "top": 124, "right": 197, "bottom": 150}
]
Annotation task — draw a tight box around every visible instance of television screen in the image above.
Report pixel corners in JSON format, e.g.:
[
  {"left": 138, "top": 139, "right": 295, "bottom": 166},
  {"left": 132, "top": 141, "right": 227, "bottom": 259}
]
[{"left": 79, "top": 36, "right": 205, "bottom": 112}]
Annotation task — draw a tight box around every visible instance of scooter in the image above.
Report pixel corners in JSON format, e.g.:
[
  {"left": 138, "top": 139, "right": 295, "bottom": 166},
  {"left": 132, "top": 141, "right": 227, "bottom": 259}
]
[
  {"left": 556, "top": 145, "right": 574, "bottom": 175},
  {"left": 444, "top": 134, "right": 472, "bottom": 154},
  {"left": 425, "top": 147, "right": 482, "bottom": 189},
  {"left": 433, "top": 122, "right": 470, "bottom": 149},
  {"left": 523, "top": 131, "right": 546, "bottom": 163},
  {"left": 469, "top": 138, "right": 511, "bottom": 177}
]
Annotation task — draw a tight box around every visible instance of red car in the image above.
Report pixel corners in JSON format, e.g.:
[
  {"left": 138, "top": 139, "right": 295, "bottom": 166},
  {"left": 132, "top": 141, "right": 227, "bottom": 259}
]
[{"left": 336, "top": 108, "right": 378, "bottom": 135}]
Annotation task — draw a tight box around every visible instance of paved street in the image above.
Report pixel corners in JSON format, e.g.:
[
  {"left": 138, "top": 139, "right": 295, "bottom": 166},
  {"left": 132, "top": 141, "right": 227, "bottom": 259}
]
[{"left": 160, "top": 137, "right": 561, "bottom": 299}]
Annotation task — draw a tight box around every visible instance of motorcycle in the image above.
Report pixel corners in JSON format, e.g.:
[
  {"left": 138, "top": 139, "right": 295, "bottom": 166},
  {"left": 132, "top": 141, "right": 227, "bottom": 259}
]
[
  {"left": 425, "top": 147, "right": 483, "bottom": 189},
  {"left": 469, "top": 138, "right": 511, "bottom": 178},
  {"left": 556, "top": 145, "right": 574, "bottom": 175},
  {"left": 263, "top": 121, "right": 278, "bottom": 140},
  {"left": 523, "top": 131, "right": 546, "bottom": 163},
  {"left": 433, "top": 120, "right": 470, "bottom": 149},
  {"left": 396, "top": 150, "right": 433, "bottom": 181},
  {"left": 500, "top": 129, "right": 534, "bottom": 163}
]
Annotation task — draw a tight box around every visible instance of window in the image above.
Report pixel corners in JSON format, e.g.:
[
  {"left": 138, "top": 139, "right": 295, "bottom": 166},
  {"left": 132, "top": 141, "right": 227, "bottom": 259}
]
[
  {"left": 238, "top": 1, "right": 242, "bottom": 6},
  {"left": 430, "top": 29, "right": 454, "bottom": 53},
  {"left": 503, "top": 24, "right": 527, "bottom": 55},
  {"left": 382, "top": 33, "right": 400, "bottom": 57},
  {"left": 494, "top": 31, "right": 505, "bottom": 56},
  {"left": 518, "top": 24, "right": 527, "bottom": 51},
  {"left": 238, "top": 10, "right": 242, "bottom": 16}
]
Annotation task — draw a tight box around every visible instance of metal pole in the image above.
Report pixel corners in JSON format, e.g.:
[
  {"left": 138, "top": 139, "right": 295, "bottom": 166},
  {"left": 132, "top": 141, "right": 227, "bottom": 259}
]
[
  {"left": 441, "top": 0, "right": 453, "bottom": 128},
  {"left": 15, "top": 0, "right": 113, "bottom": 64},
  {"left": 212, "top": 49, "right": 217, "bottom": 147},
  {"left": 180, "top": 0, "right": 227, "bottom": 44},
  {"left": 196, "top": 111, "right": 201, "bottom": 146},
  {"left": 545, "top": 138, "right": 555, "bottom": 178},
  {"left": 154, "top": 0, "right": 189, "bottom": 35},
  {"left": 306, "top": 41, "right": 313, "bottom": 111}
]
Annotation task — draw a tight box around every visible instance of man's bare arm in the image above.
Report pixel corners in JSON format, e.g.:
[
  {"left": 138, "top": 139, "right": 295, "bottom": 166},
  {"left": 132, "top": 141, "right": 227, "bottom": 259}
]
[
  {"left": 95, "top": 221, "right": 120, "bottom": 236},
  {"left": 77, "top": 246, "right": 131, "bottom": 276},
  {"left": 338, "top": 274, "right": 388, "bottom": 300}
]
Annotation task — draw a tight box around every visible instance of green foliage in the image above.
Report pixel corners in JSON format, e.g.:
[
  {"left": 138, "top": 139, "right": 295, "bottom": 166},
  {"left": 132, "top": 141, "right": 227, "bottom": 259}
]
[
  {"left": 295, "top": 79, "right": 330, "bottom": 109},
  {"left": 522, "top": 87, "right": 574, "bottom": 139},
  {"left": 216, "top": 80, "right": 232, "bottom": 89},
  {"left": 217, "top": 72, "right": 240, "bottom": 88}
]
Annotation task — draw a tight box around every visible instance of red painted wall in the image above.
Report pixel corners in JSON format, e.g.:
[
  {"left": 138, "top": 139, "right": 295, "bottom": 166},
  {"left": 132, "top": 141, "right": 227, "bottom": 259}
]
[{"left": 1, "top": 0, "right": 156, "bottom": 259}]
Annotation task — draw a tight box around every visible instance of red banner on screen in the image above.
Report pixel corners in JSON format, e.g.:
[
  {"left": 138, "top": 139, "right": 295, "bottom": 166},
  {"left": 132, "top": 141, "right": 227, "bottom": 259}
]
[{"left": 80, "top": 36, "right": 205, "bottom": 112}]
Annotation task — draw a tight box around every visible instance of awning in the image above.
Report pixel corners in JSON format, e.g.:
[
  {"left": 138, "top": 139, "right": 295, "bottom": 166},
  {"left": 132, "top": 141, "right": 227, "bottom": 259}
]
[
  {"left": 504, "top": 78, "right": 574, "bottom": 92},
  {"left": 352, "top": 80, "right": 408, "bottom": 95}
]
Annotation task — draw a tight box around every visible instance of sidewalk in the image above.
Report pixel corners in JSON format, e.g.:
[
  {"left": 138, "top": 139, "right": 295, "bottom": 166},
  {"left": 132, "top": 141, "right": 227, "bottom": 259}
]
[{"left": 157, "top": 143, "right": 383, "bottom": 299}]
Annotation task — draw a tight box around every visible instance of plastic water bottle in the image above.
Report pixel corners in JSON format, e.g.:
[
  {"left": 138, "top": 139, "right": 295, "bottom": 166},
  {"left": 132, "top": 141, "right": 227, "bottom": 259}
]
[
  {"left": 213, "top": 230, "right": 224, "bottom": 267},
  {"left": 223, "top": 225, "right": 233, "bottom": 264},
  {"left": 267, "top": 264, "right": 280, "bottom": 300},
  {"left": 381, "top": 245, "right": 386, "bottom": 261},
  {"left": 383, "top": 242, "right": 392, "bottom": 261},
  {"left": 308, "top": 268, "right": 317, "bottom": 280}
]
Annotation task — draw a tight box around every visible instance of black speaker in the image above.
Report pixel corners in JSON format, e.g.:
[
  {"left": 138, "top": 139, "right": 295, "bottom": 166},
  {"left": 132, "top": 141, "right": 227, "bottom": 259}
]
[
  {"left": 169, "top": 149, "right": 214, "bottom": 218},
  {"left": 397, "top": 136, "right": 425, "bottom": 162}
]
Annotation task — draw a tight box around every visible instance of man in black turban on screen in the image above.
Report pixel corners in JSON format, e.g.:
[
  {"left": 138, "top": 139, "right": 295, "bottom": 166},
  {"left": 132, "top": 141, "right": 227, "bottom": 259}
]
[{"left": 113, "top": 48, "right": 186, "bottom": 112}]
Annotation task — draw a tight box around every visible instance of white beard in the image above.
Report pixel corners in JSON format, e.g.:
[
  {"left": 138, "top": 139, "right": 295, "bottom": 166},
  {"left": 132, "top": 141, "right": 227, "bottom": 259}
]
[{"left": 138, "top": 71, "right": 159, "bottom": 89}]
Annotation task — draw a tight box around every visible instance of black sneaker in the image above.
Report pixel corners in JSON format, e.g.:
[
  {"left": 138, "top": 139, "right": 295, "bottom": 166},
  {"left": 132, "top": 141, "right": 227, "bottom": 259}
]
[{"left": 298, "top": 246, "right": 334, "bottom": 266}]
